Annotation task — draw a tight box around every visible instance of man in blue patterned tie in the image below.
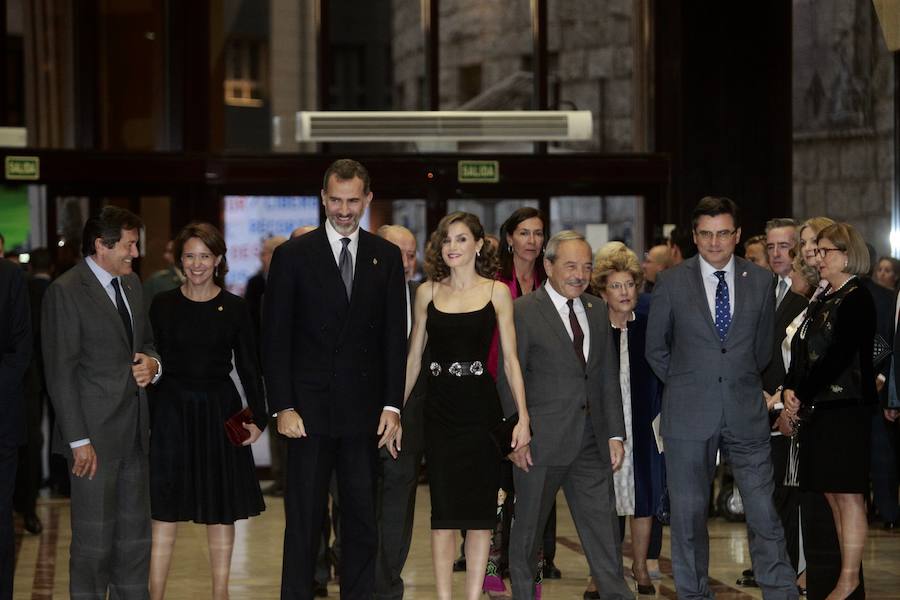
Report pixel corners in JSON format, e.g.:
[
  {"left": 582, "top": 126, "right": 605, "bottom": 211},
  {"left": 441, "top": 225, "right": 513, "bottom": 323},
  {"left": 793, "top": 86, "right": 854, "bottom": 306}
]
[{"left": 646, "top": 197, "right": 797, "bottom": 600}]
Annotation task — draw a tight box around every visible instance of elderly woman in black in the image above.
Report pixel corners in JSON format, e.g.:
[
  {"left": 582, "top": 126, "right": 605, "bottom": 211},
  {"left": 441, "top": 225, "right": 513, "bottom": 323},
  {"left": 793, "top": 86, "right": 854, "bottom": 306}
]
[{"left": 782, "top": 222, "right": 876, "bottom": 600}]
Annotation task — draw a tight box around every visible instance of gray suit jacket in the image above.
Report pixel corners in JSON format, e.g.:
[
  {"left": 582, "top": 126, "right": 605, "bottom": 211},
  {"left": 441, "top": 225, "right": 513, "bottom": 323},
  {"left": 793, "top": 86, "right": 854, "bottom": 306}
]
[
  {"left": 645, "top": 255, "right": 774, "bottom": 441},
  {"left": 43, "top": 260, "right": 159, "bottom": 459},
  {"left": 498, "top": 286, "right": 625, "bottom": 467}
]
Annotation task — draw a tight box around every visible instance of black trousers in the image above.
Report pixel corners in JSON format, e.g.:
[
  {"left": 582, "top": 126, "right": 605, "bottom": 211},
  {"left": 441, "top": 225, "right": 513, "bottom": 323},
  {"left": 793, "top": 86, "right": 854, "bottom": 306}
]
[
  {"left": 13, "top": 391, "right": 43, "bottom": 517},
  {"left": 0, "top": 446, "right": 18, "bottom": 600},
  {"left": 282, "top": 433, "right": 378, "bottom": 600}
]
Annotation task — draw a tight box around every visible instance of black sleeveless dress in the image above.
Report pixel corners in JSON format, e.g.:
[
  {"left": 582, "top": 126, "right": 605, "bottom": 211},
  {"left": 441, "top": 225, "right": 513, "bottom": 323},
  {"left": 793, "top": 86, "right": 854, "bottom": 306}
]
[{"left": 425, "top": 300, "right": 503, "bottom": 530}]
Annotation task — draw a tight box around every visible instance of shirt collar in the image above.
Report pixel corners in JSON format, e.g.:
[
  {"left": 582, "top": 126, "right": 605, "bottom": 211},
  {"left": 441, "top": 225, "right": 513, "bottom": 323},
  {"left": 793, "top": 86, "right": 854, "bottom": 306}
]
[
  {"left": 85, "top": 255, "right": 117, "bottom": 288},
  {"left": 544, "top": 280, "right": 582, "bottom": 312},
  {"left": 698, "top": 254, "right": 735, "bottom": 279},
  {"left": 324, "top": 218, "right": 360, "bottom": 246}
]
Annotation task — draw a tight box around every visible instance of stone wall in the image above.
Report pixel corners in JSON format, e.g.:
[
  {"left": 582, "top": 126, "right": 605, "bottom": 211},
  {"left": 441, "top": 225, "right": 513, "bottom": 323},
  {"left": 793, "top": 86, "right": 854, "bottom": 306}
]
[
  {"left": 391, "top": 0, "right": 636, "bottom": 151},
  {"left": 791, "top": 0, "right": 894, "bottom": 256}
]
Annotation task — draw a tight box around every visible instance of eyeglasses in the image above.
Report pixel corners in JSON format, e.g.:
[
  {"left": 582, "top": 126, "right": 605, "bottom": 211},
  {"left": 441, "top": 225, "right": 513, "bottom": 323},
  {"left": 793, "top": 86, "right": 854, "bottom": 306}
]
[
  {"left": 695, "top": 229, "right": 736, "bottom": 241},
  {"left": 814, "top": 247, "right": 843, "bottom": 258},
  {"left": 607, "top": 280, "right": 636, "bottom": 291}
]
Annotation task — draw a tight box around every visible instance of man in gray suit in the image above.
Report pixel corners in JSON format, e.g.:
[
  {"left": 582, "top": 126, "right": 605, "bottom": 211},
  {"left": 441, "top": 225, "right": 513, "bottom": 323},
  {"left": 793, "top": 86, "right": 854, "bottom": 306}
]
[
  {"left": 646, "top": 197, "right": 797, "bottom": 600},
  {"left": 499, "top": 230, "right": 631, "bottom": 600},
  {"left": 43, "top": 206, "right": 161, "bottom": 599}
]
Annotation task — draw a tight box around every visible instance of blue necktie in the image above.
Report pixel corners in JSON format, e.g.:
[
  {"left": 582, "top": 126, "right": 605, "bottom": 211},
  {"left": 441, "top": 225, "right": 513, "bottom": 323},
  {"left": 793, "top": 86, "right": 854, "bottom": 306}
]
[{"left": 714, "top": 271, "right": 731, "bottom": 342}]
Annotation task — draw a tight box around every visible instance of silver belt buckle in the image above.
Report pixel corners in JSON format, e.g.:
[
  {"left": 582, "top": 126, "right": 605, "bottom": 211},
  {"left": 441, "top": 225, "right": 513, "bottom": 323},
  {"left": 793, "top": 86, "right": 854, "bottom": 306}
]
[
  {"left": 429, "top": 362, "right": 441, "bottom": 376},
  {"left": 469, "top": 361, "right": 484, "bottom": 376},
  {"left": 448, "top": 362, "right": 463, "bottom": 377}
]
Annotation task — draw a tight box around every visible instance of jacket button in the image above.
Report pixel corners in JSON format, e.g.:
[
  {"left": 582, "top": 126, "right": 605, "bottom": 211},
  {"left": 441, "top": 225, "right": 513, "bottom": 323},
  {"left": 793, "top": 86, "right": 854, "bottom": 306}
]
[
  {"left": 718, "top": 377, "right": 723, "bottom": 383},
  {"left": 581, "top": 404, "right": 586, "bottom": 410},
  {"left": 721, "top": 348, "right": 727, "bottom": 354},
  {"left": 584, "top": 374, "right": 588, "bottom": 380}
]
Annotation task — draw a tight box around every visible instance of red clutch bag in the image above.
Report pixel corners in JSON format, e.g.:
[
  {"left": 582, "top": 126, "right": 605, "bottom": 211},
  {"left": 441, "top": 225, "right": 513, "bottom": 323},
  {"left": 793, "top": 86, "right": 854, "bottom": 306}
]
[{"left": 224, "top": 407, "right": 254, "bottom": 446}]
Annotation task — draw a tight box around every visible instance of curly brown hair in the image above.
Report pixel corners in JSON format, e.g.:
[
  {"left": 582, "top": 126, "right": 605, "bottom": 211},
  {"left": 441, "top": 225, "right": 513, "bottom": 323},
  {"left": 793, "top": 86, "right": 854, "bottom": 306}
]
[
  {"left": 424, "top": 212, "right": 499, "bottom": 281},
  {"left": 174, "top": 222, "right": 229, "bottom": 288}
]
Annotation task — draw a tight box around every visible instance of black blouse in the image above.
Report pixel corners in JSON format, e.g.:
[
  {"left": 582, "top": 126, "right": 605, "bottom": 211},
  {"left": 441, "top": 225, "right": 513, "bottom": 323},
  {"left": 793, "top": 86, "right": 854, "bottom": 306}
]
[
  {"left": 784, "top": 279, "right": 876, "bottom": 408},
  {"left": 149, "top": 288, "right": 268, "bottom": 426}
]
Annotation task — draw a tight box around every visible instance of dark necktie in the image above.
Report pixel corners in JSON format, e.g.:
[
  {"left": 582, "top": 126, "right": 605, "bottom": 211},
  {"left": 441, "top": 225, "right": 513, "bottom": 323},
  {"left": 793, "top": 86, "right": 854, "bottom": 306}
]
[
  {"left": 339, "top": 237, "right": 353, "bottom": 300},
  {"left": 775, "top": 278, "right": 788, "bottom": 309},
  {"left": 111, "top": 278, "right": 134, "bottom": 350},
  {"left": 567, "top": 298, "right": 586, "bottom": 368},
  {"left": 714, "top": 271, "right": 731, "bottom": 342}
]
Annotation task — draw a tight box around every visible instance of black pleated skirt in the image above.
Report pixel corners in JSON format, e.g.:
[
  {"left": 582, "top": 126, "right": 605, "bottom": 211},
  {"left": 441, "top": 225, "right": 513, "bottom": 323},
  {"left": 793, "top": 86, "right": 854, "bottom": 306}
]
[{"left": 149, "top": 377, "right": 265, "bottom": 524}]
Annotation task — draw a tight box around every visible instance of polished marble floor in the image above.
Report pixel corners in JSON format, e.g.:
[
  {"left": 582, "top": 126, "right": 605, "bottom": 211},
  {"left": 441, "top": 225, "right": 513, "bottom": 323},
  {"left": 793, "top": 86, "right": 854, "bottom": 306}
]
[{"left": 12, "top": 486, "right": 900, "bottom": 599}]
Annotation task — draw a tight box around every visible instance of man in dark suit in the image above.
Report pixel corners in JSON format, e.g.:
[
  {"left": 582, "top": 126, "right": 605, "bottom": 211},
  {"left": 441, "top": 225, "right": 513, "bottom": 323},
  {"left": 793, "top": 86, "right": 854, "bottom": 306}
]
[
  {"left": 500, "top": 230, "right": 631, "bottom": 600},
  {"left": 43, "top": 206, "right": 161, "bottom": 599},
  {"left": 739, "top": 218, "right": 808, "bottom": 588},
  {"left": 0, "top": 257, "right": 32, "bottom": 600},
  {"left": 14, "top": 248, "right": 53, "bottom": 536},
  {"left": 646, "top": 197, "right": 797, "bottom": 600},
  {"left": 374, "top": 224, "right": 424, "bottom": 600},
  {"left": 263, "top": 159, "right": 406, "bottom": 600},
  {"left": 861, "top": 245, "right": 899, "bottom": 529}
]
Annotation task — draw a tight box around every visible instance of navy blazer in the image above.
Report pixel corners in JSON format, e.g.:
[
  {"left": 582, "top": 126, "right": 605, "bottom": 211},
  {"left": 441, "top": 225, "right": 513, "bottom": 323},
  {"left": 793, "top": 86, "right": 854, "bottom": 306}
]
[
  {"left": 262, "top": 226, "right": 407, "bottom": 437},
  {"left": 0, "top": 260, "right": 31, "bottom": 448}
]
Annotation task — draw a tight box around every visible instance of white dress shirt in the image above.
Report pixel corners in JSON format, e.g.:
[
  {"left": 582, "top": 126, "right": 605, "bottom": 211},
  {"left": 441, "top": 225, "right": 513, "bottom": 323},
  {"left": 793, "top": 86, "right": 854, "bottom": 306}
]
[
  {"left": 698, "top": 254, "right": 736, "bottom": 322},
  {"left": 324, "top": 218, "right": 359, "bottom": 276},
  {"left": 544, "top": 281, "right": 590, "bottom": 363},
  {"left": 73, "top": 257, "right": 161, "bottom": 449}
]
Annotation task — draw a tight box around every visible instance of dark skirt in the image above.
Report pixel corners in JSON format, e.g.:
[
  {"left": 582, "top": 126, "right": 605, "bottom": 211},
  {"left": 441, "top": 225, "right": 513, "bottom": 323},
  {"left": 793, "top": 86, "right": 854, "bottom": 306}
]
[
  {"left": 149, "top": 377, "right": 265, "bottom": 524},
  {"left": 798, "top": 403, "right": 872, "bottom": 494}
]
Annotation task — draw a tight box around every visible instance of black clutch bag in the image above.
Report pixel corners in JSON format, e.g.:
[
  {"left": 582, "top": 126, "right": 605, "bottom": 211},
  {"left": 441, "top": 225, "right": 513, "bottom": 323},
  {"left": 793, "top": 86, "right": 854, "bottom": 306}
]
[
  {"left": 873, "top": 333, "right": 892, "bottom": 368},
  {"left": 489, "top": 413, "right": 531, "bottom": 457}
]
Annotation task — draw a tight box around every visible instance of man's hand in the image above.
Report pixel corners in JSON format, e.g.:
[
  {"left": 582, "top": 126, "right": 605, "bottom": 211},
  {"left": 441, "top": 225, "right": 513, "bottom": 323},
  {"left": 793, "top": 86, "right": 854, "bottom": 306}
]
[
  {"left": 277, "top": 410, "right": 307, "bottom": 438},
  {"left": 775, "top": 411, "right": 795, "bottom": 436},
  {"left": 377, "top": 410, "right": 401, "bottom": 458},
  {"left": 509, "top": 445, "right": 533, "bottom": 472},
  {"left": 72, "top": 444, "right": 98, "bottom": 480},
  {"left": 132, "top": 353, "right": 158, "bottom": 388},
  {"left": 764, "top": 390, "right": 782, "bottom": 411},
  {"left": 885, "top": 408, "right": 900, "bottom": 423},
  {"left": 241, "top": 422, "right": 263, "bottom": 446},
  {"left": 609, "top": 439, "right": 625, "bottom": 472}
]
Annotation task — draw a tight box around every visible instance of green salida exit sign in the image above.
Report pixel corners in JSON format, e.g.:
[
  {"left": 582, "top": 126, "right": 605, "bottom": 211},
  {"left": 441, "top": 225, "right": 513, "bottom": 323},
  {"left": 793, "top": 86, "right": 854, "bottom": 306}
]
[
  {"left": 5, "top": 156, "right": 40, "bottom": 181},
  {"left": 458, "top": 160, "right": 499, "bottom": 183}
]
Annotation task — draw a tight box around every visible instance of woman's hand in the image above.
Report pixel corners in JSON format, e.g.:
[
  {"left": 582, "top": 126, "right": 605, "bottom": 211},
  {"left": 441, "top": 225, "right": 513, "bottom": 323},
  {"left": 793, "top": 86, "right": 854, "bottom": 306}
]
[
  {"left": 242, "top": 421, "right": 263, "bottom": 445},
  {"left": 764, "top": 389, "right": 782, "bottom": 411},
  {"left": 511, "top": 416, "right": 531, "bottom": 450},
  {"left": 782, "top": 388, "right": 800, "bottom": 415}
]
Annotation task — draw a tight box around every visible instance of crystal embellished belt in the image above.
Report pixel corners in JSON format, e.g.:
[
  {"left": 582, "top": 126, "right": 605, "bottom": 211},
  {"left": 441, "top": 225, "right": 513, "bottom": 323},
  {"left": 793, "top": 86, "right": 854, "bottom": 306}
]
[{"left": 429, "top": 360, "right": 484, "bottom": 377}]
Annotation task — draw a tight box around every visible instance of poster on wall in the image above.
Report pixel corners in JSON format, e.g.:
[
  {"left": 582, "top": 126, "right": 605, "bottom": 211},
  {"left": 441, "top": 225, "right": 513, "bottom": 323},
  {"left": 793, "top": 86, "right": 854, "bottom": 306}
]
[{"left": 223, "top": 195, "right": 321, "bottom": 296}]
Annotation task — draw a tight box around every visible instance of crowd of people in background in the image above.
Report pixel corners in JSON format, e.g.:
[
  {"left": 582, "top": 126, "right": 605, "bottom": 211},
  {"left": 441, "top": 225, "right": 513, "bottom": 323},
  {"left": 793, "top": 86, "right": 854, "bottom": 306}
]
[{"left": 1, "top": 158, "right": 899, "bottom": 600}]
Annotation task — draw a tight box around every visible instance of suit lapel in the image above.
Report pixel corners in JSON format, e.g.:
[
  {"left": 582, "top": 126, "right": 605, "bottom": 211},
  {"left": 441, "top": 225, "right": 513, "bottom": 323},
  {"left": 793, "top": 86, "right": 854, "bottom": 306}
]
[
  {"left": 534, "top": 286, "right": 583, "bottom": 369},
  {"left": 731, "top": 257, "right": 750, "bottom": 328},
  {"left": 687, "top": 257, "right": 720, "bottom": 340},
  {"left": 121, "top": 275, "right": 140, "bottom": 351},
  {"left": 310, "top": 227, "right": 350, "bottom": 308},
  {"left": 78, "top": 261, "right": 131, "bottom": 349},
  {"left": 583, "top": 296, "right": 601, "bottom": 370},
  {"left": 339, "top": 230, "right": 375, "bottom": 343}
]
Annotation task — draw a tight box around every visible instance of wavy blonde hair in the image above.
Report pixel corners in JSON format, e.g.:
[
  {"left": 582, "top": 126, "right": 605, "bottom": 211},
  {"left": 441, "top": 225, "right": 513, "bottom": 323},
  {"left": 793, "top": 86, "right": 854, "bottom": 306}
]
[{"left": 591, "top": 241, "right": 643, "bottom": 293}]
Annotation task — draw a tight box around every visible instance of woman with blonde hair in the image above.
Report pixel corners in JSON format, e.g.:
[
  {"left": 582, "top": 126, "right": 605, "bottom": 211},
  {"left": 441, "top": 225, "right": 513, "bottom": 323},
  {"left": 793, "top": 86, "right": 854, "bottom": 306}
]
[
  {"left": 783, "top": 222, "right": 876, "bottom": 599},
  {"left": 404, "top": 212, "right": 530, "bottom": 600},
  {"left": 582, "top": 242, "right": 665, "bottom": 597}
]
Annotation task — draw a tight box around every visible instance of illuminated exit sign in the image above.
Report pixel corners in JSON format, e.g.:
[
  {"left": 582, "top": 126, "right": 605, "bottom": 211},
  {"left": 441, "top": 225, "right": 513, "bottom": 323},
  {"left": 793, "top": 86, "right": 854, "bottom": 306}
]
[
  {"left": 5, "top": 156, "right": 40, "bottom": 180},
  {"left": 457, "top": 160, "right": 499, "bottom": 183}
]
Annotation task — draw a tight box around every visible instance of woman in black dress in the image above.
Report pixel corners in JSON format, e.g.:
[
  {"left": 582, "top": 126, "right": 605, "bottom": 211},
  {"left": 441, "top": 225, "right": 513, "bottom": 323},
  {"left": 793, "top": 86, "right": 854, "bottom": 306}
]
[
  {"left": 148, "top": 223, "right": 267, "bottom": 600},
  {"left": 783, "top": 222, "right": 876, "bottom": 600},
  {"left": 404, "top": 212, "right": 530, "bottom": 600}
]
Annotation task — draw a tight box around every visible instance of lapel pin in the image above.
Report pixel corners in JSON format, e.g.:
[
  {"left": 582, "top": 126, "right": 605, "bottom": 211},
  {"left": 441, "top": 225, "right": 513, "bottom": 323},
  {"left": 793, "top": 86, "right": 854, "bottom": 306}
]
[
  {"left": 373, "top": 258, "right": 378, "bottom": 265},
  {"left": 217, "top": 306, "right": 224, "bottom": 312},
  {"left": 586, "top": 302, "right": 593, "bottom": 308},
  {"left": 742, "top": 271, "right": 747, "bottom": 277}
]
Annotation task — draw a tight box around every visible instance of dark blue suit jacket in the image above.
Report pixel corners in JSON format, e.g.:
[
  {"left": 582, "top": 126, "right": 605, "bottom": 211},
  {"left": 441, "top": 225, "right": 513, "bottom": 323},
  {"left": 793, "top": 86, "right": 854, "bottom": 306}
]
[{"left": 0, "top": 260, "right": 32, "bottom": 448}]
